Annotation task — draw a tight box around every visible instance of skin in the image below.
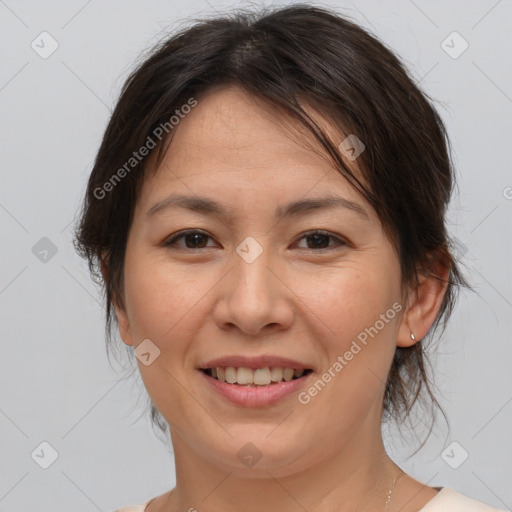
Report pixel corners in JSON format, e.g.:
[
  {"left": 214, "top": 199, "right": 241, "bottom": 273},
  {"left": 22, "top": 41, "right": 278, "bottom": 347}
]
[{"left": 109, "top": 85, "right": 448, "bottom": 512}]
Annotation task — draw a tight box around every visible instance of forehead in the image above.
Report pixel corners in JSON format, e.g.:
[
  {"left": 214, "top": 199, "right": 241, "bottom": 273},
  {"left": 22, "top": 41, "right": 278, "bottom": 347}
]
[{"left": 138, "top": 85, "right": 369, "bottom": 211}]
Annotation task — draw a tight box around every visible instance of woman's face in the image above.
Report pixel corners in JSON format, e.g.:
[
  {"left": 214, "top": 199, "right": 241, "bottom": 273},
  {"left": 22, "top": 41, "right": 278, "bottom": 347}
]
[{"left": 115, "top": 85, "right": 408, "bottom": 476}]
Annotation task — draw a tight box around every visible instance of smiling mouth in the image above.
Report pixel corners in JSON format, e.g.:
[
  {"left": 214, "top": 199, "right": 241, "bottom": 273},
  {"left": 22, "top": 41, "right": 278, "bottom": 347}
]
[{"left": 201, "top": 367, "right": 314, "bottom": 386}]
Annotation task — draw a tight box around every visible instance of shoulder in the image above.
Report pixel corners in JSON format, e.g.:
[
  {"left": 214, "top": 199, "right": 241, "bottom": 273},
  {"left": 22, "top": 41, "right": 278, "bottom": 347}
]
[
  {"left": 111, "top": 499, "right": 153, "bottom": 512},
  {"left": 420, "top": 488, "right": 507, "bottom": 512}
]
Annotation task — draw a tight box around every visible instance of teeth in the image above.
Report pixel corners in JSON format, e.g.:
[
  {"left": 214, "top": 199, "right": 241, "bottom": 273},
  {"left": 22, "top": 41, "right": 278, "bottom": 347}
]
[
  {"left": 270, "top": 367, "right": 283, "bottom": 382},
  {"left": 209, "top": 366, "right": 307, "bottom": 386},
  {"left": 225, "top": 367, "right": 237, "bottom": 384},
  {"left": 283, "top": 368, "right": 294, "bottom": 381},
  {"left": 237, "top": 367, "right": 253, "bottom": 385},
  {"left": 254, "top": 368, "right": 271, "bottom": 385}
]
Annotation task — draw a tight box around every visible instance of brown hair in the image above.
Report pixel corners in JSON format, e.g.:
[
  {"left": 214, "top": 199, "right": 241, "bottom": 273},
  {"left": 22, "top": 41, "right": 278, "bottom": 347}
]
[{"left": 74, "top": 4, "right": 466, "bottom": 443}]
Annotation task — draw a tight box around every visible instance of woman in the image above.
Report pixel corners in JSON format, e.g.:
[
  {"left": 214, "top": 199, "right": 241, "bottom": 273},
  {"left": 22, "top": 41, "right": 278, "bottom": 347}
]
[{"left": 74, "top": 4, "right": 504, "bottom": 512}]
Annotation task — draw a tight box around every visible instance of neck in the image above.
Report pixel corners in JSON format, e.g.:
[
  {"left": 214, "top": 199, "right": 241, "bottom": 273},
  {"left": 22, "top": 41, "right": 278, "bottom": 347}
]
[{"left": 165, "top": 411, "right": 401, "bottom": 512}]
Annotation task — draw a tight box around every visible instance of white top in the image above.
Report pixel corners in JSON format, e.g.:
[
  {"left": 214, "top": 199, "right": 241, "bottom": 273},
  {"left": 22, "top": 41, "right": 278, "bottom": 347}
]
[{"left": 113, "top": 487, "right": 507, "bottom": 512}]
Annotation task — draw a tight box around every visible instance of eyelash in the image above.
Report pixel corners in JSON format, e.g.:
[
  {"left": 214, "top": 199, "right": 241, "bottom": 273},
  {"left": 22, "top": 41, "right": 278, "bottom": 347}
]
[{"left": 162, "top": 229, "right": 347, "bottom": 252}]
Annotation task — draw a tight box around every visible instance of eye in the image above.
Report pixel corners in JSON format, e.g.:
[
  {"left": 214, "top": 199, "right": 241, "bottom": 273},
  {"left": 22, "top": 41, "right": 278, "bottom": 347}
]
[
  {"left": 162, "top": 229, "right": 347, "bottom": 251},
  {"left": 294, "top": 230, "right": 347, "bottom": 250},
  {"left": 163, "top": 230, "right": 217, "bottom": 249}
]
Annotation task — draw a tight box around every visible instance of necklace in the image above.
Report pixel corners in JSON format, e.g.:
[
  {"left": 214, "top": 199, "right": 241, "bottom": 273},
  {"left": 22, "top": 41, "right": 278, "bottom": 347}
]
[
  {"left": 160, "top": 472, "right": 404, "bottom": 511},
  {"left": 385, "top": 472, "right": 404, "bottom": 510}
]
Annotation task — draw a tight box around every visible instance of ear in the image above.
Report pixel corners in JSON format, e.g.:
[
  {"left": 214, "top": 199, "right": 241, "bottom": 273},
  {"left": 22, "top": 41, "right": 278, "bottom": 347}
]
[
  {"left": 397, "top": 253, "right": 450, "bottom": 348},
  {"left": 100, "top": 258, "right": 134, "bottom": 347}
]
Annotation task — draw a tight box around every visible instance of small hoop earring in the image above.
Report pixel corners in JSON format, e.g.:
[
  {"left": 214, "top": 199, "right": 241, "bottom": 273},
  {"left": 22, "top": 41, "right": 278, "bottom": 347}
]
[{"left": 410, "top": 333, "right": 416, "bottom": 341}]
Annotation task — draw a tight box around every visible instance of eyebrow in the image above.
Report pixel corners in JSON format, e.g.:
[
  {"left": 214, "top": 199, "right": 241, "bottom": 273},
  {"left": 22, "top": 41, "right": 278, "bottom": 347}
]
[{"left": 146, "top": 193, "right": 369, "bottom": 220}]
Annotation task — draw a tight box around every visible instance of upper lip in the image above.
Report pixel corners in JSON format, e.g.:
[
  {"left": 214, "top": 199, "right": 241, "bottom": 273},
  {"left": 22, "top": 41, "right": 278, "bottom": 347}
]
[{"left": 198, "top": 355, "right": 313, "bottom": 371}]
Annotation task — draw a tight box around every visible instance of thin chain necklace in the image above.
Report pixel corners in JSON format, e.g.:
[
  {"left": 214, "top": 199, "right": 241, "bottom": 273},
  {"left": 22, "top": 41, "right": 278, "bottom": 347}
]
[
  {"left": 385, "top": 472, "right": 404, "bottom": 510},
  {"left": 159, "top": 472, "right": 404, "bottom": 511}
]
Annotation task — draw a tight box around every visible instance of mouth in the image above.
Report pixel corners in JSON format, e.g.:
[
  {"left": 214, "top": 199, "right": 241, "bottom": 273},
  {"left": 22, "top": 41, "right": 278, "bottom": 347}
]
[
  {"left": 198, "top": 364, "right": 314, "bottom": 407},
  {"left": 200, "top": 366, "right": 314, "bottom": 387}
]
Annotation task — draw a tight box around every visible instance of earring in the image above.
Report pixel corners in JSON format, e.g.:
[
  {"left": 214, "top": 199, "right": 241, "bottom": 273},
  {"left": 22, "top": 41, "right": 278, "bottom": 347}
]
[{"left": 410, "top": 333, "right": 416, "bottom": 341}]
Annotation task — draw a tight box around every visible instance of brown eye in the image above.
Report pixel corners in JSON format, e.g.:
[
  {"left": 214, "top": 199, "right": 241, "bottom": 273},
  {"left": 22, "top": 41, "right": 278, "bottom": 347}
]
[
  {"left": 305, "top": 233, "right": 330, "bottom": 249},
  {"left": 296, "top": 230, "right": 346, "bottom": 250},
  {"left": 164, "top": 230, "right": 216, "bottom": 249}
]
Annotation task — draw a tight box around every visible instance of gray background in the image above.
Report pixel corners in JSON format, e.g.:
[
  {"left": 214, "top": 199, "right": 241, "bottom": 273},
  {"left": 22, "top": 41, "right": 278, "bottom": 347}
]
[{"left": 1, "top": 0, "right": 511, "bottom": 511}]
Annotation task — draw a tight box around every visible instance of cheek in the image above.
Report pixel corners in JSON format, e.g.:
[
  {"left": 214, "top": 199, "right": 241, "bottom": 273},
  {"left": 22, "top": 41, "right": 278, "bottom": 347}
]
[
  {"left": 122, "top": 252, "right": 198, "bottom": 342},
  {"left": 298, "top": 265, "right": 400, "bottom": 343},
  {"left": 299, "top": 264, "right": 401, "bottom": 404}
]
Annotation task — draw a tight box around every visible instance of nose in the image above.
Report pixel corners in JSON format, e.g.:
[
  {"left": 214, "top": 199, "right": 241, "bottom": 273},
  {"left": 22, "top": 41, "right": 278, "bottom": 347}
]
[{"left": 212, "top": 244, "right": 295, "bottom": 337}]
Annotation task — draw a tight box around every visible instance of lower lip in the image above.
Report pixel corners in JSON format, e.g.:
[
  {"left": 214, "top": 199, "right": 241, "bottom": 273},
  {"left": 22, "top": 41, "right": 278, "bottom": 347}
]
[{"left": 199, "top": 370, "right": 312, "bottom": 407}]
